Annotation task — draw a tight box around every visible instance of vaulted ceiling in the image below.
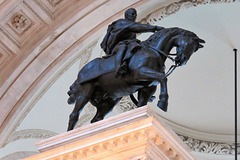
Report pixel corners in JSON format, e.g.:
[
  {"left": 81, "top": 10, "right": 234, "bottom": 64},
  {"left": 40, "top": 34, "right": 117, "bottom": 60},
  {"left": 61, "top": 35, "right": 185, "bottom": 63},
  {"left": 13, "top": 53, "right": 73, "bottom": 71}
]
[{"left": 0, "top": 0, "right": 239, "bottom": 160}]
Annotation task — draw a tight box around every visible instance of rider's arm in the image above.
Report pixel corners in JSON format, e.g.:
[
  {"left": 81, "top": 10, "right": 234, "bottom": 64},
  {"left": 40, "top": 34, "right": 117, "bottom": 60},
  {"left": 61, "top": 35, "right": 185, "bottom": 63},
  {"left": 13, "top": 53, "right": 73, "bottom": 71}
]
[{"left": 128, "top": 22, "right": 164, "bottom": 33}]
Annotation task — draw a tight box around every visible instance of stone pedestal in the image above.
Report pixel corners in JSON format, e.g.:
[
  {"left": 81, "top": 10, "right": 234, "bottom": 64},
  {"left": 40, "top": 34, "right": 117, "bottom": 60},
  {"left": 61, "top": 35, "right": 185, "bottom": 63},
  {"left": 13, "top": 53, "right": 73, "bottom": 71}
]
[{"left": 24, "top": 106, "right": 195, "bottom": 160}]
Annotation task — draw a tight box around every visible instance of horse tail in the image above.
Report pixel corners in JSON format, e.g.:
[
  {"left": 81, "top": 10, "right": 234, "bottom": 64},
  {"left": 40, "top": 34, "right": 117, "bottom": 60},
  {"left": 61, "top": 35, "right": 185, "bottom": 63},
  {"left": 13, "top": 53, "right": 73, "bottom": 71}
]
[
  {"left": 67, "top": 80, "right": 80, "bottom": 104},
  {"left": 130, "top": 94, "right": 138, "bottom": 106}
]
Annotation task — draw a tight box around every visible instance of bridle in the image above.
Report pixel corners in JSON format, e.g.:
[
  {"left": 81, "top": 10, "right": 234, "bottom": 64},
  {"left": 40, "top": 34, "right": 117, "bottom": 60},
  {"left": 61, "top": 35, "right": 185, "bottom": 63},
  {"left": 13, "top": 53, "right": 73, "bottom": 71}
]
[{"left": 148, "top": 45, "right": 180, "bottom": 77}]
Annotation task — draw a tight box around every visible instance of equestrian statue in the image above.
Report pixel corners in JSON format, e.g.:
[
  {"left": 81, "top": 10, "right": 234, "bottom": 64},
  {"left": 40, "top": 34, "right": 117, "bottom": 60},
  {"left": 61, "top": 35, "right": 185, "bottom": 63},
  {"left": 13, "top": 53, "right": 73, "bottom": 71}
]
[{"left": 67, "top": 8, "right": 205, "bottom": 131}]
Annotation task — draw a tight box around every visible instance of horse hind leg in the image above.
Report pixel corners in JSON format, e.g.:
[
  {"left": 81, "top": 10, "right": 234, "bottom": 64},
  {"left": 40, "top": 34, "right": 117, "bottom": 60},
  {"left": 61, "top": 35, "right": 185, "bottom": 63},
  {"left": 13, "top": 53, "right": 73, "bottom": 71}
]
[
  {"left": 67, "top": 83, "right": 94, "bottom": 131},
  {"left": 90, "top": 98, "right": 121, "bottom": 123}
]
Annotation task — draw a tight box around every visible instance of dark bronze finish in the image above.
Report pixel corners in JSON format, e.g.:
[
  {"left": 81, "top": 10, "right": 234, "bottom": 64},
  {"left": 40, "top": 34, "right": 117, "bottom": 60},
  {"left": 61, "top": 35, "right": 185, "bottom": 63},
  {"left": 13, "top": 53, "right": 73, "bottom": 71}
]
[{"left": 67, "top": 8, "right": 205, "bottom": 131}]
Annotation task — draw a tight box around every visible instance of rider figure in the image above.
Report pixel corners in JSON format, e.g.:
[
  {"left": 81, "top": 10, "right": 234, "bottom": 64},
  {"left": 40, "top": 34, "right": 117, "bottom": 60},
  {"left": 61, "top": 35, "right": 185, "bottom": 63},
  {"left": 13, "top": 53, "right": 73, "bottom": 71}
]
[{"left": 101, "top": 8, "right": 163, "bottom": 78}]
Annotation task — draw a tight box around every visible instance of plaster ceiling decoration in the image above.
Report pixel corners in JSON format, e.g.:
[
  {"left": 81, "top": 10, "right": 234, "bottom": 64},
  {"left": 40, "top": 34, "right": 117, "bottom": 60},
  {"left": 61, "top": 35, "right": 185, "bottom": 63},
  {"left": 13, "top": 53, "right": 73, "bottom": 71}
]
[{"left": 0, "top": 0, "right": 240, "bottom": 160}]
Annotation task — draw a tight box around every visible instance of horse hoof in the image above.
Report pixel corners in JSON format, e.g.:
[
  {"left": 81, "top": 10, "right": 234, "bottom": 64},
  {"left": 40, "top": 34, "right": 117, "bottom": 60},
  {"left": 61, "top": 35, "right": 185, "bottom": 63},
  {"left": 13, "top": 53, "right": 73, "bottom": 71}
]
[
  {"left": 67, "top": 126, "right": 73, "bottom": 131},
  {"left": 67, "top": 96, "right": 76, "bottom": 104},
  {"left": 157, "top": 100, "right": 168, "bottom": 112},
  {"left": 91, "top": 117, "right": 103, "bottom": 123}
]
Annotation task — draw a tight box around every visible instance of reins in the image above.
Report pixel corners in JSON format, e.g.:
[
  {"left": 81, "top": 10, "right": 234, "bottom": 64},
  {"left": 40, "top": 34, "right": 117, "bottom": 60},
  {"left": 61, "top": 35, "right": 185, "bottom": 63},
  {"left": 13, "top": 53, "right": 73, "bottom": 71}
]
[
  {"left": 165, "top": 64, "right": 178, "bottom": 77},
  {"left": 148, "top": 45, "right": 179, "bottom": 77},
  {"left": 149, "top": 46, "right": 175, "bottom": 62}
]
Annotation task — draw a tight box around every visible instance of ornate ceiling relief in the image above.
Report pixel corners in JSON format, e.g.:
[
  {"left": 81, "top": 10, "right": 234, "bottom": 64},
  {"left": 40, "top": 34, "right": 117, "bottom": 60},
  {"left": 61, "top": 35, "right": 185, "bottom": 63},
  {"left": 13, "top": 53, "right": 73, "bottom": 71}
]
[
  {"left": 3, "top": 129, "right": 57, "bottom": 148},
  {"left": 10, "top": 12, "right": 32, "bottom": 34},
  {"left": 179, "top": 135, "right": 240, "bottom": 155},
  {"left": 141, "top": 0, "right": 239, "bottom": 24},
  {"left": 0, "top": 1, "right": 46, "bottom": 47}
]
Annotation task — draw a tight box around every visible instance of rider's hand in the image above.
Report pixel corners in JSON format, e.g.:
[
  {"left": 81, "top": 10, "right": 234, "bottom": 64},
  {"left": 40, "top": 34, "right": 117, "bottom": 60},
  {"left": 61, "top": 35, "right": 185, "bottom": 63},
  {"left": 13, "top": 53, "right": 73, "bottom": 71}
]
[{"left": 155, "top": 26, "right": 164, "bottom": 31}]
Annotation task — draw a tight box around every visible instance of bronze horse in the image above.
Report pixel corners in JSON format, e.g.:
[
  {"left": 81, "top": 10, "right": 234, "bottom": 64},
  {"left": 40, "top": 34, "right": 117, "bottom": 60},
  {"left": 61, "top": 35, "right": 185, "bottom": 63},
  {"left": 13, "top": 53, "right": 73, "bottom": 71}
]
[{"left": 67, "top": 27, "right": 205, "bottom": 131}]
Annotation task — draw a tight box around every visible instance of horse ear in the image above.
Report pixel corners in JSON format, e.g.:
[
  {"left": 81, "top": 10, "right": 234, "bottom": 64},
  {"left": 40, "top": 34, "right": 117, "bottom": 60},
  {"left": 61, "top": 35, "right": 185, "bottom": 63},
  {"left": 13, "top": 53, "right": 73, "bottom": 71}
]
[
  {"left": 198, "top": 38, "right": 205, "bottom": 43},
  {"left": 198, "top": 44, "right": 204, "bottom": 48}
]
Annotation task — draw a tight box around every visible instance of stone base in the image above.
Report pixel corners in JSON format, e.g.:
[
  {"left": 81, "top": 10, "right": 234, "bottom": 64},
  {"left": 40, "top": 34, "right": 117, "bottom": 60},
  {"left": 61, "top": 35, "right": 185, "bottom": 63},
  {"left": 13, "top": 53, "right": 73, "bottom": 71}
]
[{"left": 24, "top": 106, "right": 195, "bottom": 160}]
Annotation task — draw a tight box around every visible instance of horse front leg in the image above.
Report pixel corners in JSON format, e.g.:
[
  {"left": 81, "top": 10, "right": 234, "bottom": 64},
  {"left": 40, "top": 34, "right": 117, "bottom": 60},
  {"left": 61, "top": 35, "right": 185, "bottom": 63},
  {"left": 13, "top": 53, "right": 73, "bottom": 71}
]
[
  {"left": 137, "top": 86, "right": 156, "bottom": 108},
  {"left": 157, "top": 78, "right": 168, "bottom": 112},
  {"left": 134, "top": 67, "right": 168, "bottom": 112}
]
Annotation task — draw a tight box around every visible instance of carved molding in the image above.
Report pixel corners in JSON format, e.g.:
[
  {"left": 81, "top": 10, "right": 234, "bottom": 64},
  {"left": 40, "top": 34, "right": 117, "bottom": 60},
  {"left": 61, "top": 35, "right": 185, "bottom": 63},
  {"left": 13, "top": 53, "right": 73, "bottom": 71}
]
[
  {"left": 0, "top": 42, "right": 16, "bottom": 71},
  {"left": 0, "top": 1, "right": 46, "bottom": 47},
  {"left": 0, "top": 151, "right": 39, "bottom": 160},
  {"left": 56, "top": 128, "right": 154, "bottom": 160},
  {"left": 28, "top": 109, "right": 195, "bottom": 160},
  {"left": 3, "top": 129, "right": 57, "bottom": 147},
  {"left": 74, "top": 95, "right": 240, "bottom": 156},
  {"left": 47, "top": 0, "right": 64, "bottom": 7},
  {"left": 37, "top": 0, "right": 74, "bottom": 19},
  {"left": 179, "top": 135, "right": 240, "bottom": 155},
  {"left": 141, "top": 0, "right": 239, "bottom": 24}
]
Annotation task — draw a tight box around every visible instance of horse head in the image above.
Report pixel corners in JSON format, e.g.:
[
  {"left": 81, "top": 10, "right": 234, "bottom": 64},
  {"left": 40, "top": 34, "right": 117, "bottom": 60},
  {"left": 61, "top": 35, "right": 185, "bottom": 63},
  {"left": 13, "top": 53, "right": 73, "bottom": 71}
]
[
  {"left": 143, "top": 27, "right": 205, "bottom": 66},
  {"left": 173, "top": 29, "right": 205, "bottom": 66}
]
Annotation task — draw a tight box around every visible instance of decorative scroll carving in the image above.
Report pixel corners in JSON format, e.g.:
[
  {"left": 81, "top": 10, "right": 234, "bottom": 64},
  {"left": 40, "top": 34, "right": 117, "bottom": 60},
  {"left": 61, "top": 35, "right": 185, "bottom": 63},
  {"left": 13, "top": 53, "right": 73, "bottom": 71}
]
[
  {"left": 179, "top": 135, "right": 240, "bottom": 155},
  {"left": 118, "top": 96, "right": 136, "bottom": 112},
  {"left": 75, "top": 104, "right": 96, "bottom": 128},
  {"left": 4, "top": 129, "right": 57, "bottom": 147},
  {"left": 141, "top": 0, "right": 238, "bottom": 24}
]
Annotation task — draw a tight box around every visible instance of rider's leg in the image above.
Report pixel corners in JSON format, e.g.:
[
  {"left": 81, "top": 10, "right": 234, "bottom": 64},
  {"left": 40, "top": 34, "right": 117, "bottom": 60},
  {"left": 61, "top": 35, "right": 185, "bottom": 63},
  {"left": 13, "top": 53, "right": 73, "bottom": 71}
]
[
  {"left": 67, "top": 83, "right": 94, "bottom": 131},
  {"left": 113, "top": 44, "right": 127, "bottom": 78},
  {"left": 134, "top": 67, "right": 168, "bottom": 111}
]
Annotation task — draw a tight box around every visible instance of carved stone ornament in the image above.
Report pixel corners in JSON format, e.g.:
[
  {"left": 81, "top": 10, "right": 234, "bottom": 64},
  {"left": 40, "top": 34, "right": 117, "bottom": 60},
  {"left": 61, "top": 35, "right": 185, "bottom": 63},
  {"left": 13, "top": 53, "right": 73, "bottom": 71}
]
[
  {"left": 11, "top": 14, "right": 28, "bottom": 29},
  {"left": 179, "top": 135, "right": 240, "bottom": 155},
  {"left": 141, "top": 0, "right": 239, "bottom": 24},
  {"left": 10, "top": 12, "right": 32, "bottom": 35},
  {"left": 4, "top": 129, "right": 57, "bottom": 147}
]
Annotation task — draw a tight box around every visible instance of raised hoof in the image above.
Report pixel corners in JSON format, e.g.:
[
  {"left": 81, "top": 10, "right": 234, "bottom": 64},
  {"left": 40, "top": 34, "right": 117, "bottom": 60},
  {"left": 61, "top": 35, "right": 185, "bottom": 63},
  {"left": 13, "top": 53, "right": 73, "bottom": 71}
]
[
  {"left": 157, "top": 100, "right": 168, "bottom": 112},
  {"left": 67, "top": 95, "right": 75, "bottom": 104}
]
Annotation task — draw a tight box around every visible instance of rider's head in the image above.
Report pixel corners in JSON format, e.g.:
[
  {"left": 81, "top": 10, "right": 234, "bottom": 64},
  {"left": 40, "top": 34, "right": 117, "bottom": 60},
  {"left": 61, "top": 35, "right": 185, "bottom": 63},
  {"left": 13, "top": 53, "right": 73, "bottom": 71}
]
[{"left": 125, "top": 8, "right": 137, "bottom": 22}]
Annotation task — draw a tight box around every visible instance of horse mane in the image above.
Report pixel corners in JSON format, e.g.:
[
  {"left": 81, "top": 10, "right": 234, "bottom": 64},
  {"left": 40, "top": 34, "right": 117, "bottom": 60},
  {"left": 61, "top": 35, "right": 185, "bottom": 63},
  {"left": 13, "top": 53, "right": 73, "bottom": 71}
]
[{"left": 142, "top": 27, "right": 200, "bottom": 47}]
